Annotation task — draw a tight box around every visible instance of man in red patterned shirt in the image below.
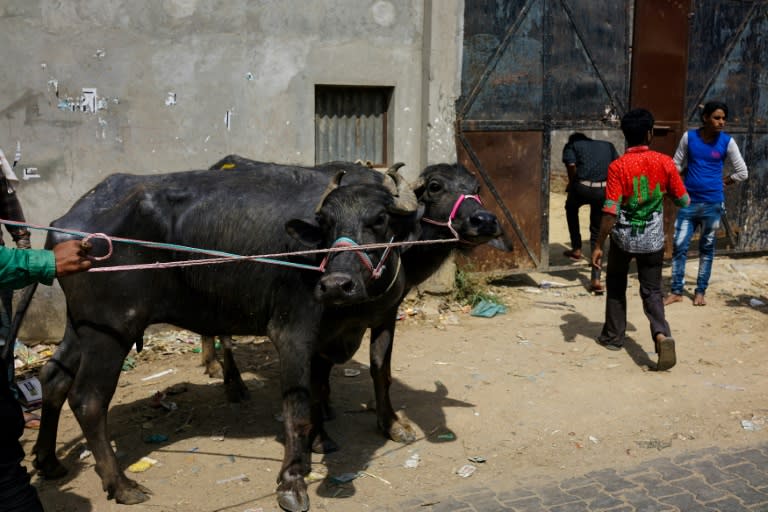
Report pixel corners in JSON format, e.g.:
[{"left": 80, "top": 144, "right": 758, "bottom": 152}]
[{"left": 591, "top": 109, "right": 689, "bottom": 371}]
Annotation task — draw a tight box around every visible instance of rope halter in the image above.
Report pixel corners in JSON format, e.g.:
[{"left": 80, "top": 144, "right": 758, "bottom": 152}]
[
  {"left": 421, "top": 194, "right": 483, "bottom": 240},
  {"left": 319, "top": 236, "right": 395, "bottom": 280}
]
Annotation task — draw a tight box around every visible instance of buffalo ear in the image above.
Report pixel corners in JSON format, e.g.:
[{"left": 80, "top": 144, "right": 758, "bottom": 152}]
[
  {"left": 387, "top": 204, "right": 424, "bottom": 249},
  {"left": 412, "top": 176, "right": 426, "bottom": 199},
  {"left": 285, "top": 219, "right": 323, "bottom": 248}
]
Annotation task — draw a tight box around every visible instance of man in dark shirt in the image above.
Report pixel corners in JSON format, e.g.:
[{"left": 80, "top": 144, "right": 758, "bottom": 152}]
[
  {"left": 0, "top": 173, "right": 35, "bottom": 426},
  {"left": 562, "top": 133, "right": 619, "bottom": 293}
]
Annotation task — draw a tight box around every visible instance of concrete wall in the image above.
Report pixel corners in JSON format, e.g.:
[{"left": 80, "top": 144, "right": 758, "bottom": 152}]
[{"left": 0, "top": 0, "right": 465, "bottom": 341}]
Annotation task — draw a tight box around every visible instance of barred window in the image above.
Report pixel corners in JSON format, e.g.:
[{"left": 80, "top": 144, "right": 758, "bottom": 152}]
[{"left": 315, "top": 85, "right": 393, "bottom": 166}]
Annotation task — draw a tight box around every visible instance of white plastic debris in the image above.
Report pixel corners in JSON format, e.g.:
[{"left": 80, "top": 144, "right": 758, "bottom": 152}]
[
  {"left": 141, "top": 369, "right": 176, "bottom": 381},
  {"left": 404, "top": 453, "right": 421, "bottom": 468},
  {"left": 216, "top": 473, "right": 249, "bottom": 484},
  {"left": 455, "top": 464, "right": 476, "bottom": 478}
]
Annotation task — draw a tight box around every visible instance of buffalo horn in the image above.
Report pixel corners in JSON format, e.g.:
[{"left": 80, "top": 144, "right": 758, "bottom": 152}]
[
  {"left": 411, "top": 175, "right": 425, "bottom": 194},
  {"left": 315, "top": 170, "right": 346, "bottom": 213},
  {"left": 384, "top": 170, "right": 418, "bottom": 214},
  {"left": 385, "top": 162, "right": 406, "bottom": 175},
  {"left": 354, "top": 159, "right": 375, "bottom": 168}
]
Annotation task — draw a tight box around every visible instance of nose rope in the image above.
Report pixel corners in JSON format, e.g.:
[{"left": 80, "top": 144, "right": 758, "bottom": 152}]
[
  {"left": 320, "top": 236, "right": 394, "bottom": 280},
  {"left": 421, "top": 194, "right": 483, "bottom": 240}
]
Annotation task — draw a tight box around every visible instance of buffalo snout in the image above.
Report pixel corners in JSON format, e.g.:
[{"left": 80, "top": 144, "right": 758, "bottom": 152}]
[
  {"left": 469, "top": 211, "right": 503, "bottom": 237},
  {"left": 316, "top": 272, "right": 364, "bottom": 304}
]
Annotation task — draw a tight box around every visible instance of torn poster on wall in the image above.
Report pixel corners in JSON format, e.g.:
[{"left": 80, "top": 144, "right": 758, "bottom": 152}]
[
  {"left": 56, "top": 87, "right": 109, "bottom": 113},
  {"left": 23, "top": 168, "right": 40, "bottom": 180}
]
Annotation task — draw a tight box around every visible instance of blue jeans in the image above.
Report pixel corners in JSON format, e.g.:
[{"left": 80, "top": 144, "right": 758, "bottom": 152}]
[{"left": 669, "top": 202, "right": 723, "bottom": 296}]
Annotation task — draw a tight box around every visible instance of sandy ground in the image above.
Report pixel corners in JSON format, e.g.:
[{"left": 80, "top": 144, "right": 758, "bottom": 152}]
[{"left": 17, "top": 191, "right": 768, "bottom": 512}]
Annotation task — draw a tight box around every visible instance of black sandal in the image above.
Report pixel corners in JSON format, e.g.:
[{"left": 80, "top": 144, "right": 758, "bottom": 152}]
[{"left": 655, "top": 336, "right": 677, "bottom": 371}]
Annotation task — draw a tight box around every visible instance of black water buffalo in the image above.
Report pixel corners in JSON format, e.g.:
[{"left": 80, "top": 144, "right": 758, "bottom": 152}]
[
  {"left": 23, "top": 166, "right": 420, "bottom": 511},
  {"left": 207, "top": 156, "right": 506, "bottom": 451}
]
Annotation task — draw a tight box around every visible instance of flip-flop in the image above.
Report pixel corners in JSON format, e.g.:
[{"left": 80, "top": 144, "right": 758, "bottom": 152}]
[
  {"left": 590, "top": 285, "right": 604, "bottom": 296},
  {"left": 24, "top": 412, "right": 41, "bottom": 430}
]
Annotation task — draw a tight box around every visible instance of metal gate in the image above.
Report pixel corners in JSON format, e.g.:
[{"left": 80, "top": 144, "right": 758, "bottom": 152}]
[
  {"left": 456, "top": 0, "right": 632, "bottom": 272},
  {"left": 457, "top": 0, "right": 768, "bottom": 274},
  {"left": 683, "top": 0, "right": 768, "bottom": 252}
]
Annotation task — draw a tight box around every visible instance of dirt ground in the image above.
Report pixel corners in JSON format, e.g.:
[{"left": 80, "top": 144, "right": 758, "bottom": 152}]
[{"left": 17, "top": 191, "right": 768, "bottom": 512}]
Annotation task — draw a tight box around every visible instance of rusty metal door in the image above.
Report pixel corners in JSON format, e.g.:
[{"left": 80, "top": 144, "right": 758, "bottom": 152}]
[
  {"left": 457, "top": 0, "right": 631, "bottom": 272},
  {"left": 632, "top": 0, "right": 768, "bottom": 254},
  {"left": 629, "top": 0, "right": 692, "bottom": 256},
  {"left": 683, "top": 0, "right": 768, "bottom": 252}
]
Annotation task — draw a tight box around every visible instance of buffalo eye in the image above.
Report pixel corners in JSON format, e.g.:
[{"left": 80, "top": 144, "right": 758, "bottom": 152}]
[
  {"left": 371, "top": 212, "right": 388, "bottom": 230},
  {"left": 427, "top": 180, "right": 442, "bottom": 194}
]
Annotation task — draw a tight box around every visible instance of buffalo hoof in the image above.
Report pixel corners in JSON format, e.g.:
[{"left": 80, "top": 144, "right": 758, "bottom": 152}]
[
  {"left": 204, "top": 360, "right": 224, "bottom": 379},
  {"left": 33, "top": 455, "right": 69, "bottom": 480},
  {"left": 311, "top": 435, "right": 340, "bottom": 454},
  {"left": 277, "top": 480, "right": 309, "bottom": 512},
  {"left": 225, "top": 380, "right": 251, "bottom": 403},
  {"left": 388, "top": 419, "right": 417, "bottom": 444},
  {"left": 112, "top": 478, "right": 152, "bottom": 505}
]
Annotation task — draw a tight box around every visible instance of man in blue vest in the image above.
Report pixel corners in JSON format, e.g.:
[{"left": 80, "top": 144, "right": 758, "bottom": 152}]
[{"left": 665, "top": 101, "right": 748, "bottom": 307}]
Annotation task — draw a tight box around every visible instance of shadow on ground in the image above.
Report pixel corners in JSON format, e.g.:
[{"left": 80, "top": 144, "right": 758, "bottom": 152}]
[{"left": 25, "top": 340, "right": 474, "bottom": 508}]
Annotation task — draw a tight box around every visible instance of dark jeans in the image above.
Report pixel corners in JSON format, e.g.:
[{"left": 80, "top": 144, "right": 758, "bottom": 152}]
[
  {"left": 1, "top": 357, "right": 44, "bottom": 512},
  {"left": 598, "top": 239, "right": 671, "bottom": 346},
  {"left": 565, "top": 182, "right": 605, "bottom": 281},
  {"left": 0, "top": 460, "right": 44, "bottom": 512},
  {"left": 0, "top": 288, "right": 43, "bottom": 512}
]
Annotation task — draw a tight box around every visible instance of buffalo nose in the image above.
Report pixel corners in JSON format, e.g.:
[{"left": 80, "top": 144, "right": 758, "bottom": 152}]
[
  {"left": 317, "top": 273, "right": 357, "bottom": 301},
  {"left": 470, "top": 211, "right": 500, "bottom": 232}
]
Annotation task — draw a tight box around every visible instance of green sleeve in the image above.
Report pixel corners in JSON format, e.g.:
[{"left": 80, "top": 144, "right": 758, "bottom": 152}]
[{"left": 0, "top": 245, "right": 56, "bottom": 289}]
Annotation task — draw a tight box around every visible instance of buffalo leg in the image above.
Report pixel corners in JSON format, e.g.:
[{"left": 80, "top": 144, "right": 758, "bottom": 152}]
[
  {"left": 201, "top": 335, "right": 249, "bottom": 402},
  {"left": 274, "top": 332, "right": 313, "bottom": 512},
  {"left": 66, "top": 326, "right": 152, "bottom": 505},
  {"left": 33, "top": 323, "right": 80, "bottom": 479},
  {"left": 200, "top": 334, "right": 223, "bottom": 378},
  {"left": 219, "top": 335, "right": 250, "bottom": 402},
  {"left": 369, "top": 315, "right": 416, "bottom": 443},
  {"left": 309, "top": 355, "right": 339, "bottom": 454}
]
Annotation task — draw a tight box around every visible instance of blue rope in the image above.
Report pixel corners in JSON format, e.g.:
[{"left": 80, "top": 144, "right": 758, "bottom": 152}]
[{"left": 0, "top": 219, "right": 326, "bottom": 272}]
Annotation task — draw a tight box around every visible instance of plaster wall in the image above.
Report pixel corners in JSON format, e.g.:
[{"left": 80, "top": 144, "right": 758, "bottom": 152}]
[{"left": 0, "top": 0, "right": 465, "bottom": 340}]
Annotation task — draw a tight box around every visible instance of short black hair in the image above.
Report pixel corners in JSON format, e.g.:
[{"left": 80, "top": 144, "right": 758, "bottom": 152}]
[
  {"left": 621, "top": 108, "right": 655, "bottom": 146},
  {"left": 568, "top": 132, "right": 590, "bottom": 144},
  {"left": 701, "top": 101, "right": 728, "bottom": 121}
]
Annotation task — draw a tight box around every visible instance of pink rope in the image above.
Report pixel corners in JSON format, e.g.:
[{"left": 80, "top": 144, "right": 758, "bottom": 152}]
[
  {"left": 421, "top": 194, "right": 483, "bottom": 240},
  {"left": 0, "top": 216, "right": 459, "bottom": 273},
  {"left": 86, "top": 237, "right": 457, "bottom": 273}
]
